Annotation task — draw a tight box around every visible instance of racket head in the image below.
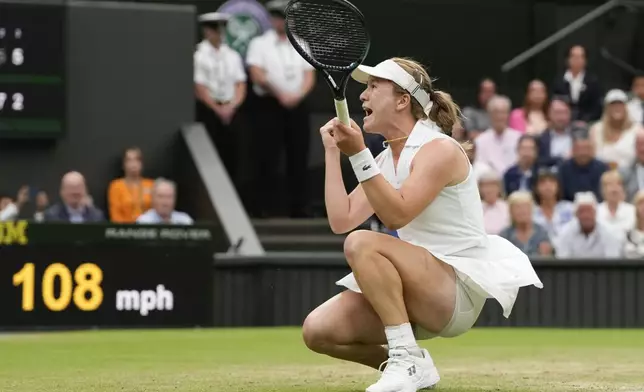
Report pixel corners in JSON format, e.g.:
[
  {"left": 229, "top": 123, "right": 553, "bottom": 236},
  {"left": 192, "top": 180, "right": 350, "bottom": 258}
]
[{"left": 284, "top": 0, "right": 370, "bottom": 74}]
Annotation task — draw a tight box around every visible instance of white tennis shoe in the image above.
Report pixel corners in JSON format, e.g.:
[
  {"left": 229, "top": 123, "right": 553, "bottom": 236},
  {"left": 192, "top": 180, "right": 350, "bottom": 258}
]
[{"left": 366, "top": 348, "right": 440, "bottom": 392}]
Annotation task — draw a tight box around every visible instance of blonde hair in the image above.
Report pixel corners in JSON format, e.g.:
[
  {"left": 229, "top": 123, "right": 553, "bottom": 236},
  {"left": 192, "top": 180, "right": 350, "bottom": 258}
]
[
  {"left": 600, "top": 101, "right": 633, "bottom": 144},
  {"left": 600, "top": 169, "right": 623, "bottom": 187},
  {"left": 507, "top": 191, "right": 534, "bottom": 206},
  {"left": 390, "top": 57, "right": 461, "bottom": 135}
]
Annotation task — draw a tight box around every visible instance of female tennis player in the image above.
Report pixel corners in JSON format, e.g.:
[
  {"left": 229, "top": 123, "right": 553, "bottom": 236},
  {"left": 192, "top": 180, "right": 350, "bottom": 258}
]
[{"left": 302, "top": 57, "right": 543, "bottom": 392}]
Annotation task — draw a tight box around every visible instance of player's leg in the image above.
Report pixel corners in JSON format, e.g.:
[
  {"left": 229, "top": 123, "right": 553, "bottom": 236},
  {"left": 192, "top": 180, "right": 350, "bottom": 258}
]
[
  {"left": 302, "top": 290, "right": 388, "bottom": 369},
  {"left": 343, "top": 230, "right": 460, "bottom": 392}
]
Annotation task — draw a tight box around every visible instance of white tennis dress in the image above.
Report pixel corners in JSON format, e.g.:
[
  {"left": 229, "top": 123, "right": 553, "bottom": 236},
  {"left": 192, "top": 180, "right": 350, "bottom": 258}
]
[{"left": 336, "top": 121, "right": 543, "bottom": 318}]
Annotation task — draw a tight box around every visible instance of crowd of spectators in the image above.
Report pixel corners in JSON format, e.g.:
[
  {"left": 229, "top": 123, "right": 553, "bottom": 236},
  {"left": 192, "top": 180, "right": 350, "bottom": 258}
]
[
  {"left": 458, "top": 45, "right": 644, "bottom": 259},
  {"left": 0, "top": 147, "right": 193, "bottom": 226}
]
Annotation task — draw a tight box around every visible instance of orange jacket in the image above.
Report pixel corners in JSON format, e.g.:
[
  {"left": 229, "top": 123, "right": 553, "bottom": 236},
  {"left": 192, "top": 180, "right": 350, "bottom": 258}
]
[{"left": 107, "top": 178, "right": 154, "bottom": 223}]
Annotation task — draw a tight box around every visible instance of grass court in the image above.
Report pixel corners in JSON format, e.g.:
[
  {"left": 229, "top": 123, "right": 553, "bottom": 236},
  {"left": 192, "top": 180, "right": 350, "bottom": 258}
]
[{"left": 1, "top": 327, "right": 643, "bottom": 392}]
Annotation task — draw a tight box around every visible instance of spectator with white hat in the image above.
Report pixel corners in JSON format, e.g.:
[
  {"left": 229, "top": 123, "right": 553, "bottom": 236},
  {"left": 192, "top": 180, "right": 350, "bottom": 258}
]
[
  {"left": 553, "top": 192, "right": 624, "bottom": 258},
  {"left": 194, "top": 11, "right": 247, "bottom": 185},
  {"left": 589, "top": 89, "right": 641, "bottom": 170},
  {"left": 246, "top": 0, "right": 316, "bottom": 217}
]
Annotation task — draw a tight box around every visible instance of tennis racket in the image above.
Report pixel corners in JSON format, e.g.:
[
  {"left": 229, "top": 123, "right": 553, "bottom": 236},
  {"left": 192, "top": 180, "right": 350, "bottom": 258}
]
[{"left": 284, "top": 0, "right": 370, "bottom": 126}]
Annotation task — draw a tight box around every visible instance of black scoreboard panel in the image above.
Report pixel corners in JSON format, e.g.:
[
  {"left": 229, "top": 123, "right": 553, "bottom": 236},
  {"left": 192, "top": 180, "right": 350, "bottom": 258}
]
[
  {"left": 0, "top": 1, "right": 66, "bottom": 138},
  {"left": 0, "top": 246, "right": 213, "bottom": 328}
]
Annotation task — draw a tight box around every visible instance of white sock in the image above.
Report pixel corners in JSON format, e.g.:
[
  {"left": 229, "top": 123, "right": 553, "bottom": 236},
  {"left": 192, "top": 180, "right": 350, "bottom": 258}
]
[{"left": 385, "top": 323, "right": 419, "bottom": 352}]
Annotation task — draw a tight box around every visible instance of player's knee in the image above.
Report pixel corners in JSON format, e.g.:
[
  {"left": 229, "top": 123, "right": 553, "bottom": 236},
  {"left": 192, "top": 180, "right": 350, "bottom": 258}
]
[
  {"left": 343, "top": 230, "right": 377, "bottom": 263},
  {"left": 302, "top": 311, "right": 332, "bottom": 354}
]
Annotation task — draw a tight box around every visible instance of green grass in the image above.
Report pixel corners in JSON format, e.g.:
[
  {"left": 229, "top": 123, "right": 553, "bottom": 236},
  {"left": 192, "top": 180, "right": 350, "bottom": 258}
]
[{"left": 0, "top": 328, "right": 643, "bottom": 391}]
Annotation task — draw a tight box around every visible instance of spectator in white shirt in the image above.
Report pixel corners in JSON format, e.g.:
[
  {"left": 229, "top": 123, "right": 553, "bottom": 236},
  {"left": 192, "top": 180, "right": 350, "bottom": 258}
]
[
  {"left": 474, "top": 95, "right": 522, "bottom": 175},
  {"left": 479, "top": 169, "right": 509, "bottom": 235},
  {"left": 590, "top": 89, "right": 639, "bottom": 170},
  {"left": 624, "top": 190, "right": 644, "bottom": 258},
  {"left": 194, "top": 12, "right": 247, "bottom": 186},
  {"left": 554, "top": 192, "right": 624, "bottom": 258},
  {"left": 246, "top": 0, "right": 316, "bottom": 218},
  {"left": 596, "top": 170, "right": 635, "bottom": 233},
  {"left": 137, "top": 178, "right": 193, "bottom": 225},
  {"left": 627, "top": 73, "right": 644, "bottom": 126},
  {"left": 532, "top": 167, "right": 574, "bottom": 240}
]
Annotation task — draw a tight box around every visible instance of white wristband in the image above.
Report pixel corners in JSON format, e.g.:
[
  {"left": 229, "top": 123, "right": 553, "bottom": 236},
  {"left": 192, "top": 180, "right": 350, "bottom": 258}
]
[{"left": 349, "top": 148, "right": 380, "bottom": 182}]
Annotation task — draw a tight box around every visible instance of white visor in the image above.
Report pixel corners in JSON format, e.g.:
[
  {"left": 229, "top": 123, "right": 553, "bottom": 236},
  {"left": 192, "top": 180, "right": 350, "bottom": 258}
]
[{"left": 351, "top": 59, "right": 432, "bottom": 109}]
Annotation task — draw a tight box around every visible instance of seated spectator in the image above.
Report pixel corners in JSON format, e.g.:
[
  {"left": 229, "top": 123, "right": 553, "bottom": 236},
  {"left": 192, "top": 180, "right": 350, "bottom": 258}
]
[
  {"left": 559, "top": 134, "right": 609, "bottom": 202},
  {"left": 554, "top": 192, "right": 623, "bottom": 258},
  {"left": 0, "top": 186, "right": 29, "bottom": 221},
  {"left": 503, "top": 135, "right": 538, "bottom": 195},
  {"left": 509, "top": 79, "right": 549, "bottom": 135},
  {"left": 500, "top": 191, "right": 552, "bottom": 257},
  {"left": 469, "top": 141, "right": 493, "bottom": 182},
  {"left": 596, "top": 170, "right": 635, "bottom": 233},
  {"left": 552, "top": 45, "right": 602, "bottom": 123},
  {"left": 624, "top": 190, "right": 644, "bottom": 258},
  {"left": 537, "top": 97, "right": 573, "bottom": 168},
  {"left": 620, "top": 129, "right": 644, "bottom": 201},
  {"left": 627, "top": 73, "right": 644, "bottom": 126},
  {"left": 590, "top": 89, "right": 639, "bottom": 170},
  {"left": 462, "top": 78, "right": 496, "bottom": 139},
  {"left": 479, "top": 170, "right": 509, "bottom": 235},
  {"left": 532, "top": 167, "right": 574, "bottom": 240},
  {"left": 44, "top": 172, "right": 105, "bottom": 223},
  {"left": 137, "top": 178, "right": 193, "bottom": 225},
  {"left": 32, "top": 191, "right": 49, "bottom": 222},
  {"left": 474, "top": 95, "right": 522, "bottom": 175},
  {"left": 108, "top": 147, "right": 154, "bottom": 223}
]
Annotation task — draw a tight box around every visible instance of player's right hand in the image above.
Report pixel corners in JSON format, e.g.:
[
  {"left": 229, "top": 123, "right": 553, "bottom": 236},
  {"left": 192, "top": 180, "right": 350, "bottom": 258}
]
[{"left": 320, "top": 118, "right": 339, "bottom": 151}]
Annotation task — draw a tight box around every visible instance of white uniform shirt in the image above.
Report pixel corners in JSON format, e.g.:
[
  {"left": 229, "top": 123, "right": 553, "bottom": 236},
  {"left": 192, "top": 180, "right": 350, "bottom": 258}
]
[
  {"left": 627, "top": 98, "right": 643, "bottom": 125},
  {"left": 246, "top": 29, "right": 313, "bottom": 96},
  {"left": 336, "top": 121, "right": 543, "bottom": 318},
  {"left": 194, "top": 41, "right": 247, "bottom": 103},
  {"left": 596, "top": 201, "right": 636, "bottom": 233},
  {"left": 554, "top": 218, "right": 624, "bottom": 258}
]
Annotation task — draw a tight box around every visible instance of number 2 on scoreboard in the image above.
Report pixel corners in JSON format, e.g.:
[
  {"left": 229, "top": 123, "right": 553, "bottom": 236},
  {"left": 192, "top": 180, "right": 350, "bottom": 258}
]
[{"left": 12, "top": 263, "right": 104, "bottom": 312}]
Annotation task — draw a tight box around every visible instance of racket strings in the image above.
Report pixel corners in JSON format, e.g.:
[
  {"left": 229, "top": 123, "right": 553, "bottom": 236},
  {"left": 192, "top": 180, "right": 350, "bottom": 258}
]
[{"left": 286, "top": 2, "right": 369, "bottom": 69}]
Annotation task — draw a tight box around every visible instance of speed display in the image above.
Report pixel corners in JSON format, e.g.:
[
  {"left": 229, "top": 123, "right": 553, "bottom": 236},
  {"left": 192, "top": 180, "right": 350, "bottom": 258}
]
[{"left": 0, "top": 1, "right": 66, "bottom": 138}]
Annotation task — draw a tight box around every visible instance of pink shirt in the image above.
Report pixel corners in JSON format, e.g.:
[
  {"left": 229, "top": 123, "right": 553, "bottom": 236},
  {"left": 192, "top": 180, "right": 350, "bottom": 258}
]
[
  {"left": 474, "top": 128, "right": 522, "bottom": 175},
  {"left": 509, "top": 108, "right": 548, "bottom": 135},
  {"left": 482, "top": 200, "right": 510, "bottom": 235}
]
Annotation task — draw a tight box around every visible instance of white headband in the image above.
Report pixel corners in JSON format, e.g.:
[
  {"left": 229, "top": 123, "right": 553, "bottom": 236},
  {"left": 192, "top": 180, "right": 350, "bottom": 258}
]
[{"left": 351, "top": 59, "right": 432, "bottom": 110}]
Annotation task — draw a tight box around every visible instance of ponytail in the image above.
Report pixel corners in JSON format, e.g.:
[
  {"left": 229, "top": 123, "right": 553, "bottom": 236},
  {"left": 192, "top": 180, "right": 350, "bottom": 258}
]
[
  {"left": 428, "top": 90, "right": 459, "bottom": 135},
  {"left": 428, "top": 90, "right": 473, "bottom": 154}
]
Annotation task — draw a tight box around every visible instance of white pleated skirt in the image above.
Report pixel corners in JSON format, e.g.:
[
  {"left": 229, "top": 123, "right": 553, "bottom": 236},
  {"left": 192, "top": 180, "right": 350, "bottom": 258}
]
[{"left": 336, "top": 234, "right": 544, "bottom": 318}]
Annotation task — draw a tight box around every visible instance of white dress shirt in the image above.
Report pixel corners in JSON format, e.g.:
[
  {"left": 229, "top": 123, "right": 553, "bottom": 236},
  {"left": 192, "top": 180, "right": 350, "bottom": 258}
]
[
  {"left": 627, "top": 98, "right": 644, "bottom": 125},
  {"left": 136, "top": 209, "right": 194, "bottom": 225},
  {"left": 564, "top": 70, "right": 585, "bottom": 103},
  {"left": 194, "top": 41, "right": 247, "bottom": 102},
  {"left": 590, "top": 123, "right": 638, "bottom": 169},
  {"left": 596, "top": 201, "right": 636, "bottom": 233},
  {"left": 246, "top": 29, "right": 314, "bottom": 96},
  {"left": 554, "top": 218, "right": 624, "bottom": 258}
]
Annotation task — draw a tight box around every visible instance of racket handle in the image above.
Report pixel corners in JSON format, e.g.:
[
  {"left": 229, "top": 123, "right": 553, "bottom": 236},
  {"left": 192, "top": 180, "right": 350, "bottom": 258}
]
[{"left": 334, "top": 99, "right": 351, "bottom": 126}]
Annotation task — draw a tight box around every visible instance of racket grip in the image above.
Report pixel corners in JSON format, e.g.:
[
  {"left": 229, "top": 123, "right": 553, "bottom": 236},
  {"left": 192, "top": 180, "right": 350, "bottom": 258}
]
[{"left": 334, "top": 99, "right": 351, "bottom": 126}]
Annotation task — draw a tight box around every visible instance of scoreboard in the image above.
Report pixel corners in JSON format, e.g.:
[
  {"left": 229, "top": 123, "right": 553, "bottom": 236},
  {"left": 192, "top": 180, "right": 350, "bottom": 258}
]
[{"left": 0, "top": 1, "right": 66, "bottom": 138}]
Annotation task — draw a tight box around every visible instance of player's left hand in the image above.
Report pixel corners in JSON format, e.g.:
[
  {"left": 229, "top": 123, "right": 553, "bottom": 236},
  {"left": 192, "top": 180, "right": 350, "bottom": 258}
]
[{"left": 331, "top": 118, "right": 367, "bottom": 156}]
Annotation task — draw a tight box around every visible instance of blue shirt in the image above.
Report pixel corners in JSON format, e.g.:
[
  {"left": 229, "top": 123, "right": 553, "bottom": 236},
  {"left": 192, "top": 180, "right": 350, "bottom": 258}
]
[
  {"left": 136, "top": 209, "right": 194, "bottom": 225},
  {"left": 499, "top": 223, "right": 551, "bottom": 257},
  {"left": 503, "top": 164, "right": 535, "bottom": 195},
  {"left": 533, "top": 201, "right": 575, "bottom": 240},
  {"left": 559, "top": 158, "right": 609, "bottom": 202}
]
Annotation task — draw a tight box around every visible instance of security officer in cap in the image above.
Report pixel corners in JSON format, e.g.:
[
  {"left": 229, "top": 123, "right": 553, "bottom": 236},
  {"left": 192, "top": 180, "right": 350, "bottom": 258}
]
[
  {"left": 246, "top": 0, "right": 316, "bottom": 217},
  {"left": 194, "top": 12, "right": 247, "bottom": 186}
]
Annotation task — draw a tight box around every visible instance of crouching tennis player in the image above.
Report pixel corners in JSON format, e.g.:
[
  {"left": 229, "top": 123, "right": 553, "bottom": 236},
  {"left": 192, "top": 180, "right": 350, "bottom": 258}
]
[{"left": 302, "top": 57, "right": 543, "bottom": 392}]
